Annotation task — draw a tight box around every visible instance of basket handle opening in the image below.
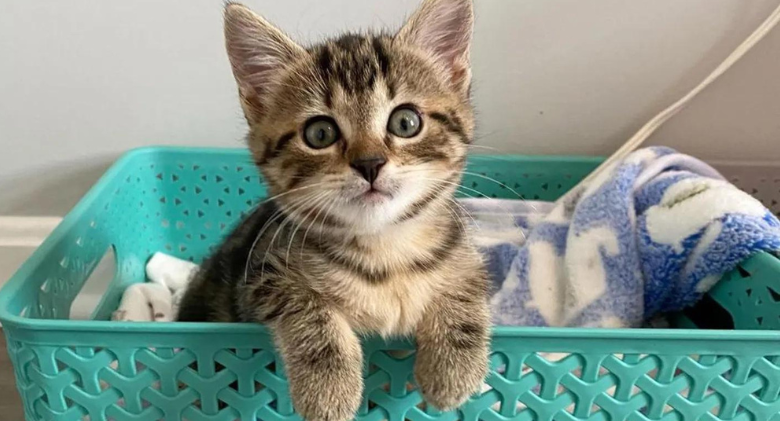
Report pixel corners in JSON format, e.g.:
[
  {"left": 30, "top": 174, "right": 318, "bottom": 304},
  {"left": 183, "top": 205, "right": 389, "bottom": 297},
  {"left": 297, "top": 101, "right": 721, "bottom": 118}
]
[{"left": 69, "top": 244, "right": 117, "bottom": 320}]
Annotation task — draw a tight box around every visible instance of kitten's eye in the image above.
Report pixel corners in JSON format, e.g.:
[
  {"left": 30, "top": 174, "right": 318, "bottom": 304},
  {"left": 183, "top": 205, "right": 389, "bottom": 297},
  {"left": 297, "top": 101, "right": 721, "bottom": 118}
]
[
  {"left": 303, "top": 117, "right": 340, "bottom": 149},
  {"left": 387, "top": 106, "right": 422, "bottom": 138}
]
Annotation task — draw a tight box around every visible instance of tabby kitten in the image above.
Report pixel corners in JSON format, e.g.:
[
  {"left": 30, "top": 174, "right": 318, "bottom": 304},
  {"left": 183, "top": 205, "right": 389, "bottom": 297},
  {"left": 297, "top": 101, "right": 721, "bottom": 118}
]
[{"left": 177, "top": 0, "right": 490, "bottom": 419}]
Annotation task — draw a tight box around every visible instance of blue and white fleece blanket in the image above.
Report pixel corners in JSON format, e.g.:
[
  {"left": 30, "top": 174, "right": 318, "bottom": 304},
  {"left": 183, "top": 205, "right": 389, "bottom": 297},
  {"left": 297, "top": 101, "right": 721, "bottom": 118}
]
[{"left": 466, "top": 147, "right": 780, "bottom": 328}]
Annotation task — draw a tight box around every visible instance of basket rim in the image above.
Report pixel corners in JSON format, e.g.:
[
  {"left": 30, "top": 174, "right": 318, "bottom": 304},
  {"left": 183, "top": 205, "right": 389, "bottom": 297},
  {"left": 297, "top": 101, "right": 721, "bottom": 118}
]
[
  {"left": 1, "top": 146, "right": 779, "bottom": 343},
  {"left": 3, "top": 317, "right": 780, "bottom": 346}
]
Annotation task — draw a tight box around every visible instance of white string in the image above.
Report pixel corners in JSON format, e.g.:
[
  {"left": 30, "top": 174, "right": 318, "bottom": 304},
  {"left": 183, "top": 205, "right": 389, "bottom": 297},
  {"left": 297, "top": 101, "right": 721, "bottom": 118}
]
[{"left": 556, "top": 2, "right": 780, "bottom": 204}]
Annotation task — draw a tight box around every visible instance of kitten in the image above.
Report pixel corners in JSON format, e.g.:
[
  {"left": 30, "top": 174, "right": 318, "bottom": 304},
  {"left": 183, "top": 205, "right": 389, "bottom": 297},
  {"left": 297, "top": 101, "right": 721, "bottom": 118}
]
[{"left": 177, "top": 0, "right": 491, "bottom": 419}]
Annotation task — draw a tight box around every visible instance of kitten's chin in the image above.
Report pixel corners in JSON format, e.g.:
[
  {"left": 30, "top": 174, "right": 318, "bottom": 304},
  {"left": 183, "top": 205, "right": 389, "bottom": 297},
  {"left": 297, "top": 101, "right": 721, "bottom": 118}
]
[
  {"left": 359, "top": 191, "right": 393, "bottom": 207},
  {"left": 341, "top": 201, "right": 400, "bottom": 235},
  {"left": 337, "top": 178, "right": 439, "bottom": 235},
  {"left": 337, "top": 192, "right": 409, "bottom": 235}
]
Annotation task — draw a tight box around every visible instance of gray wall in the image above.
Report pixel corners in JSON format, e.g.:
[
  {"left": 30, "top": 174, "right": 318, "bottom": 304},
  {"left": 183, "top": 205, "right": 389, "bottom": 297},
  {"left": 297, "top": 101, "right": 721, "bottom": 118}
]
[{"left": 2, "top": 0, "right": 779, "bottom": 216}]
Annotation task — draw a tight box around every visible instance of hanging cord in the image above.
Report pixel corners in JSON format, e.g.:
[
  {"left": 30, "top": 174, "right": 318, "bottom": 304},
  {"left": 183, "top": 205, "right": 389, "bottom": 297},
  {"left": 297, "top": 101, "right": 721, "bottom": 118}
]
[{"left": 556, "top": 2, "right": 780, "bottom": 205}]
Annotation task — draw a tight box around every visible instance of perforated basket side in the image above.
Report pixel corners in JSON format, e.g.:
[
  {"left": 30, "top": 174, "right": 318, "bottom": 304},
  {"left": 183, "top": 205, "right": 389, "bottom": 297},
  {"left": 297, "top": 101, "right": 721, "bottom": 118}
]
[
  {"left": 5, "top": 326, "right": 780, "bottom": 421},
  {"left": 3, "top": 148, "right": 780, "bottom": 421},
  {"left": 0, "top": 150, "right": 169, "bottom": 323},
  {"left": 704, "top": 252, "right": 780, "bottom": 330},
  {"left": 462, "top": 155, "right": 601, "bottom": 201}
]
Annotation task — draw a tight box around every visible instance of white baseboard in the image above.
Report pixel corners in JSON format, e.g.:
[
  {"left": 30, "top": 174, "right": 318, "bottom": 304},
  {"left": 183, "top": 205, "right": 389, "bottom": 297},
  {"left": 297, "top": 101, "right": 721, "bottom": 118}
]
[
  {"left": 0, "top": 217, "right": 61, "bottom": 247},
  {"left": 0, "top": 217, "right": 61, "bottom": 290},
  {"left": 0, "top": 217, "right": 61, "bottom": 326}
]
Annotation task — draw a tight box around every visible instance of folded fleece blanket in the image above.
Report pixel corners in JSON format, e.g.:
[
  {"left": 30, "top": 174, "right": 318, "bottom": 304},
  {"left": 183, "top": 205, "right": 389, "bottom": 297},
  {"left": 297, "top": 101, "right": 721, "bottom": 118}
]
[
  {"left": 474, "top": 146, "right": 780, "bottom": 327},
  {"left": 112, "top": 147, "right": 780, "bottom": 328}
]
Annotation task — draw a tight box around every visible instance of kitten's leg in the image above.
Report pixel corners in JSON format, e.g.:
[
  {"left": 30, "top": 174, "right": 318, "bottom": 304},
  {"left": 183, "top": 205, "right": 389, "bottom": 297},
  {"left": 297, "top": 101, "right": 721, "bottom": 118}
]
[
  {"left": 414, "top": 282, "right": 491, "bottom": 411},
  {"left": 273, "top": 302, "right": 363, "bottom": 421}
]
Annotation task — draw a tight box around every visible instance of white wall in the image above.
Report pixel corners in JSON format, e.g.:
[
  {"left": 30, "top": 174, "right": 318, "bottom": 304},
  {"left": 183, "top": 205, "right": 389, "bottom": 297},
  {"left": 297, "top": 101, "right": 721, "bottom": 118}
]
[{"left": 1, "top": 0, "right": 779, "bottom": 216}]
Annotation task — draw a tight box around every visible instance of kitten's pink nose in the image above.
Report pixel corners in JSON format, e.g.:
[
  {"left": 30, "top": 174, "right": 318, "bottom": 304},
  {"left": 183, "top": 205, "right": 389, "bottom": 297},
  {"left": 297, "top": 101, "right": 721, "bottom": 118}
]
[{"left": 350, "top": 157, "right": 386, "bottom": 184}]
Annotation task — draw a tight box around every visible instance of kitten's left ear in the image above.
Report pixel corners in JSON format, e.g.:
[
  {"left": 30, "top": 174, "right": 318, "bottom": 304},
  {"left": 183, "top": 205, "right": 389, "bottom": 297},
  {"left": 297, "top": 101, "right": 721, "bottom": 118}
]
[{"left": 396, "top": 0, "right": 474, "bottom": 96}]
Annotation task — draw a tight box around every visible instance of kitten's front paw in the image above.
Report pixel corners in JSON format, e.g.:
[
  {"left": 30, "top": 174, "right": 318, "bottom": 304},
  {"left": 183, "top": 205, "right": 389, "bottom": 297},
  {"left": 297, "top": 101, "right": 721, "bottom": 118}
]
[
  {"left": 415, "top": 349, "right": 488, "bottom": 411},
  {"left": 287, "top": 363, "right": 363, "bottom": 421}
]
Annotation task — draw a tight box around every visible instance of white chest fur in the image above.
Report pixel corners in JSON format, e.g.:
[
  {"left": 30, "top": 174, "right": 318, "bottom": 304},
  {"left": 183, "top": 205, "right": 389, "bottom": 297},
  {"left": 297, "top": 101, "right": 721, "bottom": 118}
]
[
  {"left": 340, "top": 271, "right": 438, "bottom": 337},
  {"left": 315, "top": 218, "right": 465, "bottom": 337}
]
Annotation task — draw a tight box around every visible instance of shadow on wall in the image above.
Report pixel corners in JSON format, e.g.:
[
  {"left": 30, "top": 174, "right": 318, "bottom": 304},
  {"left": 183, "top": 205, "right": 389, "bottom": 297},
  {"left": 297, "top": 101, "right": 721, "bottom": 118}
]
[{"left": 0, "top": 157, "right": 116, "bottom": 216}]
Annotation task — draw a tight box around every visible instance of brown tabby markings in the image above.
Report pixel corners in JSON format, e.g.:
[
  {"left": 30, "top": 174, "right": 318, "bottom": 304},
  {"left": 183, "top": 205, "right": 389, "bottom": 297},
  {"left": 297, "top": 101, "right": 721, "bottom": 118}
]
[{"left": 178, "top": 0, "right": 490, "bottom": 420}]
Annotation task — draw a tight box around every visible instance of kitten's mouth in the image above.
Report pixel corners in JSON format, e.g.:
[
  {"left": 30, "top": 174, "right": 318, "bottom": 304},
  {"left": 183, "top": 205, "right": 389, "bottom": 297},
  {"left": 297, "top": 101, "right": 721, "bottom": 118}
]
[{"left": 355, "top": 187, "right": 393, "bottom": 204}]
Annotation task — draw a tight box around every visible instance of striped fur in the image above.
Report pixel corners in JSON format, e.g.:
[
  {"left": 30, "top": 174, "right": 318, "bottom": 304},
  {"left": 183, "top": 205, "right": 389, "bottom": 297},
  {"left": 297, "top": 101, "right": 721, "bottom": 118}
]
[{"left": 178, "top": 0, "right": 489, "bottom": 419}]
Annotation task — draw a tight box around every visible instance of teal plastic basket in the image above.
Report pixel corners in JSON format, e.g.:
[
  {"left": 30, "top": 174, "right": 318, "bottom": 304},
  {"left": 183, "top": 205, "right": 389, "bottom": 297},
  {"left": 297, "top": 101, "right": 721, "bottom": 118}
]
[{"left": 2, "top": 147, "right": 780, "bottom": 421}]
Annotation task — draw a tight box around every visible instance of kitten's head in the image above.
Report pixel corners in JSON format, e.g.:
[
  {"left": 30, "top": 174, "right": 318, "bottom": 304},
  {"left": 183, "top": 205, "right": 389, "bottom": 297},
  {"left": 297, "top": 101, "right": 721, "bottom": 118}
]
[{"left": 225, "top": 0, "right": 474, "bottom": 234}]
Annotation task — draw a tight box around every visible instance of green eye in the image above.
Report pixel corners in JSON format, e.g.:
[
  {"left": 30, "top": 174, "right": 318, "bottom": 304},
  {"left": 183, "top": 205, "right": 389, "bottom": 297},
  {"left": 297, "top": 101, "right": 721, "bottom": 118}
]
[
  {"left": 388, "top": 106, "right": 423, "bottom": 138},
  {"left": 303, "top": 117, "right": 340, "bottom": 149}
]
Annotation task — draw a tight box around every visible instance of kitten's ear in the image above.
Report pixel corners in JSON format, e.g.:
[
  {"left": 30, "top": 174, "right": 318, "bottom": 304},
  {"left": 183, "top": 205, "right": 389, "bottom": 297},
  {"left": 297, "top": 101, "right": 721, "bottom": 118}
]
[
  {"left": 224, "top": 3, "right": 306, "bottom": 119},
  {"left": 397, "top": 0, "right": 474, "bottom": 95}
]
